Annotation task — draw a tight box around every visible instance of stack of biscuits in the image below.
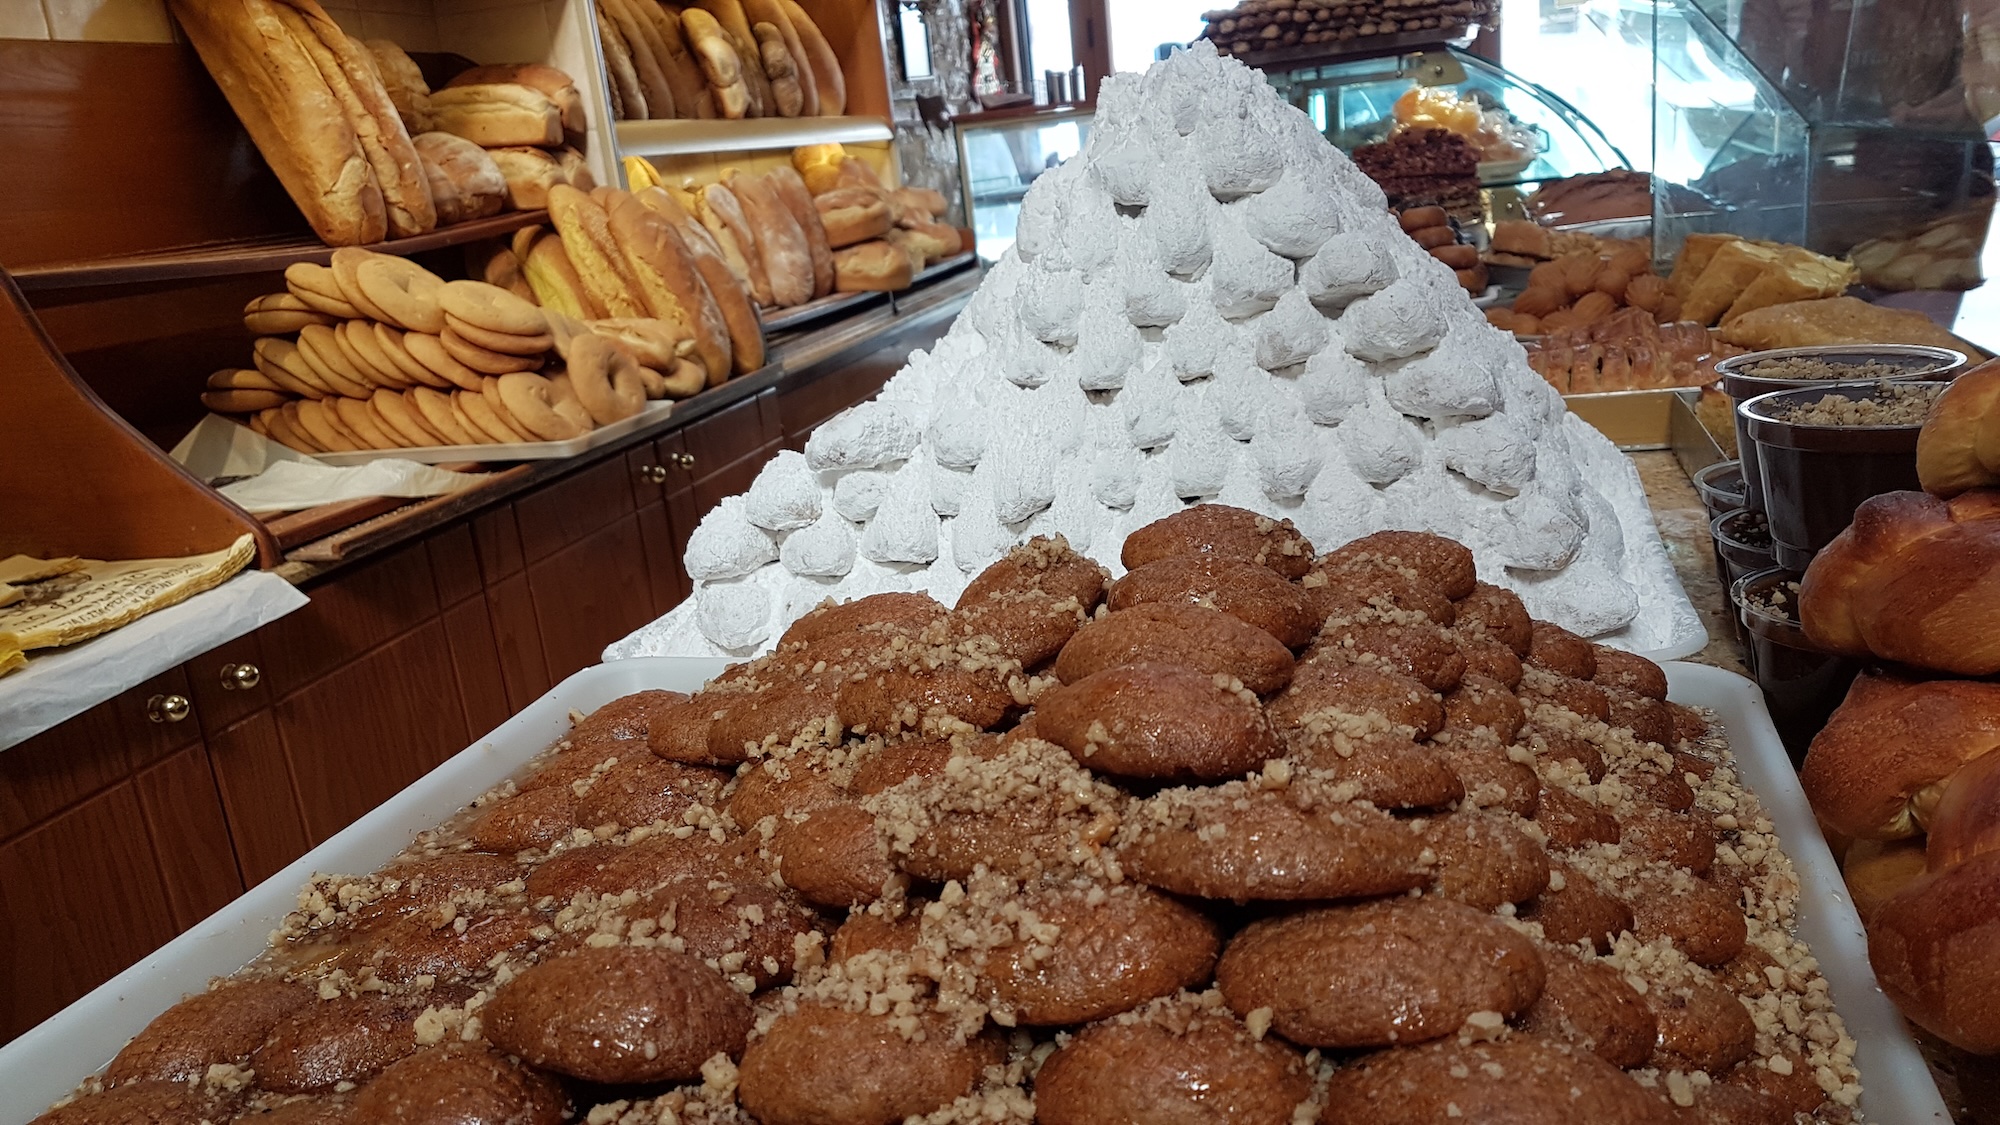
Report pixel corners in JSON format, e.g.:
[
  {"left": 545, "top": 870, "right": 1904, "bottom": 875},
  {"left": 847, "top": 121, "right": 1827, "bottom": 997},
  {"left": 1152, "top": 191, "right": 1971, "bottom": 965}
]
[
  {"left": 593, "top": 0, "right": 848, "bottom": 122},
  {"left": 204, "top": 246, "right": 709, "bottom": 455}
]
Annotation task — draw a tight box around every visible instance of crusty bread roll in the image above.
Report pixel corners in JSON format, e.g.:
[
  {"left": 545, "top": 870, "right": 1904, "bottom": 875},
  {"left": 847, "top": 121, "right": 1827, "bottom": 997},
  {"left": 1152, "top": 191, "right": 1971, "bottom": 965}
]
[
  {"left": 889, "top": 186, "right": 949, "bottom": 223},
  {"left": 1799, "top": 489, "right": 2000, "bottom": 675},
  {"left": 814, "top": 186, "right": 892, "bottom": 248},
  {"left": 487, "top": 146, "right": 567, "bottom": 210},
  {"left": 447, "top": 63, "right": 587, "bottom": 140},
  {"left": 833, "top": 240, "right": 913, "bottom": 293},
  {"left": 728, "top": 170, "right": 813, "bottom": 307},
  {"left": 1918, "top": 358, "right": 2000, "bottom": 497},
  {"left": 897, "top": 219, "right": 962, "bottom": 261},
  {"left": 168, "top": 0, "right": 388, "bottom": 245},
  {"left": 793, "top": 141, "right": 846, "bottom": 195},
  {"left": 633, "top": 186, "right": 765, "bottom": 377},
  {"left": 699, "top": 182, "right": 771, "bottom": 306},
  {"left": 681, "top": 8, "right": 751, "bottom": 119},
  {"left": 608, "top": 191, "right": 732, "bottom": 381},
  {"left": 1800, "top": 670, "right": 2000, "bottom": 839},
  {"left": 602, "top": 0, "right": 678, "bottom": 118},
  {"left": 753, "top": 22, "right": 803, "bottom": 117},
  {"left": 639, "top": 2, "right": 715, "bottom": 119},
  {"left": 556, "top": 147, "right": 596, "bottom": 193},
  {"left": 413, "top": 132, "right": 507, "bottom": 225},
  {"left": 767, "top": 166, "right": 833, "bottom": 298},
  {"left": 697, "top": 0, "right": 774, "bottom": 117},
  {"left": 744, "top": 0, "right": 816, "bottom": 116},
  {"left": 779, "top": 0, "right": 844, "bottom": 114},
  {"left": 429, "top": 83, "right": 565, "bottom": 147},
  {"left": 364, "top": 38, "right": 431, "bottom": 134},
  {"left": 279, "top": 10, "right": 436, "bottom": 239}
]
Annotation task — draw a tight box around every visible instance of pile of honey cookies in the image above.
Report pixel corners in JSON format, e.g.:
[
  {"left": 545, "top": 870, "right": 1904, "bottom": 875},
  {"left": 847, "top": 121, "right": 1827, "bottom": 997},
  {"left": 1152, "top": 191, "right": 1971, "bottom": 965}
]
[
  {"left": 205, "top": 246, "right": 704, "bottom": 455},
  {"left": 44, "top": 508, "right": 1861, "bottom": 1125}
]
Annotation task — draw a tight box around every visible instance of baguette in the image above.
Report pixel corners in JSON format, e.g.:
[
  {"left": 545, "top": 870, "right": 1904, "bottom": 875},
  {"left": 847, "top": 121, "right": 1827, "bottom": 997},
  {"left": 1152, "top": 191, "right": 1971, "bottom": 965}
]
[
  {"left": 546, "top": 183, "right": 649, "bottom": 317},
  {"left": 634, "top": 186, "right": 765, "bottom": 376},
  {"left": 273, "top": 7, "right": 435, "bottom": 239},
  {"left": 743, "top": 0, "right": 815, "bottom": 116},
  {"left": 680, "top": 8, "right": 751, "bottom": 119},
  {"left": 608, "top": 192, "right": 733, "bottom": 381},
  {"left": 767, "top": 166, "right": 833, "bottom": 297},
  {"left": 167, "top": 0, "right": 387, "bottom": 245},
  {"left": 446, "top": 64, "right": 587, "bottom": 139},
  {"left": 521, "top": 231, "right": 607, "bottom": 320},
  {"left": 602, "top": 0, "right": 678, "bottom": 118},
  {"left": 779, "top": 0, "right": 844, "bottom": 114},
  {"left": 640, "top": 1, "right": 715, "bottom": 119},
  {"left": 753, "top": 22, "right": 804, "bottom": 117},
  {"left": 728, "top": 170, "right": 813, "bottom": 306},
  {"left": 428, "top": 84, "right": 564, "bottom": 147},
  {"left": 595, "top": 0, "right": 651, "bottom": 119},
  {"left": 698, "top": 182, "right": 772, "bottom": 306},
  {"left": 697, "top": 0, "right": 773, "bottom": 117}
]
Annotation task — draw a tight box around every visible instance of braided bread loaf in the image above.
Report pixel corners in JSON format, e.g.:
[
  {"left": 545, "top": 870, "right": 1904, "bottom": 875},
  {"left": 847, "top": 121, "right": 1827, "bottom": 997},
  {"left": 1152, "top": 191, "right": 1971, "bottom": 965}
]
[
  {"left": 1798, "top": 489, "right": 2000, "bottom": 674},
  {"left": 1918, "top": 358, "right": 2000, "bottom": 496}
]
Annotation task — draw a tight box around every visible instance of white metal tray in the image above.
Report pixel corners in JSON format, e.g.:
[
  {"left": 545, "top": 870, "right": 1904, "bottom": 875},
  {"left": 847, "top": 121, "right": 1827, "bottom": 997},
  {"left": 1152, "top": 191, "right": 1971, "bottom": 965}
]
[
  {"left": 309, "top": 400, "right": 675, "bottom": 466},
  {"left": 0, "top": 660, "right": 1946, "bottom": 1123}
]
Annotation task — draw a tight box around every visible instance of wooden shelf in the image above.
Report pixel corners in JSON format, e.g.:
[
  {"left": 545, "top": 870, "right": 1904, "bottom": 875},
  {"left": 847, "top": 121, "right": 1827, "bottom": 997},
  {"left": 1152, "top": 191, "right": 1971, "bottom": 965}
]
[
  {"left": 11, "top": 210, "right": 548, "bottom": 292},
  {"left": 615, "top": 116, "right": 894, "bottom": 159}
]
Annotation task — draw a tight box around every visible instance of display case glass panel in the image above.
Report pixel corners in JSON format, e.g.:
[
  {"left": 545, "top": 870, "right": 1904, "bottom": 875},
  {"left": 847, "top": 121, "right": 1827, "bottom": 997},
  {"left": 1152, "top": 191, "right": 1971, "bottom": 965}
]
[{"left": 955, "top": 106, "right": 1094, "bottom": 261}]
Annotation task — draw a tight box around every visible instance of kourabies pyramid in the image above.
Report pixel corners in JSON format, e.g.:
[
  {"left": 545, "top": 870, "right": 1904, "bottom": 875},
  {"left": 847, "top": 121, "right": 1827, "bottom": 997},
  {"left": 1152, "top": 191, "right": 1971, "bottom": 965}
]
[{"left": 624, "top": 43, "right": 1697, "bottom": 658}]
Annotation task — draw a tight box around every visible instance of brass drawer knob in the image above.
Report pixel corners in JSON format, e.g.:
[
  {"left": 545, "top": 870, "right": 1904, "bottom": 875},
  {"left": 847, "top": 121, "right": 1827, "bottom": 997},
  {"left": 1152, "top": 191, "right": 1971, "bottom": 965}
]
[
  {"left": 147, "top": 694, "right": 191, "bottom": 724},
  {"left": 673, "top": 452, "right": 696, "bottom": 469},
  {"left": 220, "top": 663, "right": 262, "bottom": 691},
  {"left": 637, "top": 464, "right": 670, "bottom": 485}
]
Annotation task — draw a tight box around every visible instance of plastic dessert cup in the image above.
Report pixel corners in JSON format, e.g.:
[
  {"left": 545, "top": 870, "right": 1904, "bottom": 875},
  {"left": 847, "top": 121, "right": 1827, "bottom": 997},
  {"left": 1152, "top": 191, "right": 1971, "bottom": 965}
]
[
  {"left": 1733, "top": 566, "right": 1862, "bottom": 766},
  {"left": 1739, "top": 382, "right": 1942, "bottom": 570},
  {"left": 1692, "top": 459, "right": 1746, "bottom": 522},
  {"left": 1715, "top": 344, "right": 1963, "bottom": 512}
]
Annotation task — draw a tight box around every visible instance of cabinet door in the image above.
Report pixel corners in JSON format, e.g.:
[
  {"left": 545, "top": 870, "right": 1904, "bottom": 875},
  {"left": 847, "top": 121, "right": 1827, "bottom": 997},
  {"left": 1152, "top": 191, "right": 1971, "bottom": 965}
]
[
  {"left": 525, "top": 515, "right": 660, "bottom": 681},
  {"left": 630, "top": 432, "right": 692, "bottom": 615}
]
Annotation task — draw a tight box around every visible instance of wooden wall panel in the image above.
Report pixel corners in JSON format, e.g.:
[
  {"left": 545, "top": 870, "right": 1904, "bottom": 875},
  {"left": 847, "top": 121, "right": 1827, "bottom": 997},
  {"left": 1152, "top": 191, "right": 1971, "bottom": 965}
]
[
  {"left": 0, "top": 668, "right": 198, "bottom": 843},
  {"left": 426, "top": 523, "right": 485, "bottom": 607},
  {"left": 441, "top": 597, "right": 513, "bottom": 741},
  {"left": 260, "top": 544, "right": 441, "bottom": 698},
  {"left": 205, "top": 711, "right": 310, "bottom": 887},
  {"left": 486, "top": 570, "right": 550, "bottom": 711},
  {"left": 514, "top": 455, "right": 639, "bottom": 564},
  {"left": 134, "top": 744, "right": 245, "bottom": 929},
  {"left": 526, "top": 518, "right": 660, "bottom": 684}
]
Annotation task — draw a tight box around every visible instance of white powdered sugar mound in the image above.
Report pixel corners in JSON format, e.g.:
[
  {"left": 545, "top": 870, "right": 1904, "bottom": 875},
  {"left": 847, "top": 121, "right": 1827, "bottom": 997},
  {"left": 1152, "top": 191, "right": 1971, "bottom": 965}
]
[{"left": 604, "top": 43, "right": 1703, "bottom": 662}]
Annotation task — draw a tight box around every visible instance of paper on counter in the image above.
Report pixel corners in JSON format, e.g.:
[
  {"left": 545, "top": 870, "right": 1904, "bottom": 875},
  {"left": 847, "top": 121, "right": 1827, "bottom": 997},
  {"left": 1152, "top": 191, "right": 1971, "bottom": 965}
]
[
  {"left": 170, "top": 415, "right": 482, "bottom": 513},
  {"left": 0, "top": 568, "right": 308, "bottom": 751},
  {"left": 0, "top": 536, "right": 257, "bottom": 655}
]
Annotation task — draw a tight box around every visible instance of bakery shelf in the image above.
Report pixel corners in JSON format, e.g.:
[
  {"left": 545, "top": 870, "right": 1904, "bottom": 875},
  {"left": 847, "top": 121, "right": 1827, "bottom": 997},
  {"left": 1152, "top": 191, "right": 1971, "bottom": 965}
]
[
  {"left": 615, "top": 116, "right": 894, "bottom": 159},
  {"left": 10, "top": 210, "right": 548, "bottom": 292}
]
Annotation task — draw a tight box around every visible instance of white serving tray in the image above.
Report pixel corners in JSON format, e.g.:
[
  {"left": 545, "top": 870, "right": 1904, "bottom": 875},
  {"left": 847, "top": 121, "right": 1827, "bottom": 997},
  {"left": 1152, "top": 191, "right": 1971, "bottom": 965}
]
[
  {"left": 0, "top": 660, "right": 1946, "bottom": 1123},
  {"left": 310, "top": 400, "right": 674, "bottom": 466}
]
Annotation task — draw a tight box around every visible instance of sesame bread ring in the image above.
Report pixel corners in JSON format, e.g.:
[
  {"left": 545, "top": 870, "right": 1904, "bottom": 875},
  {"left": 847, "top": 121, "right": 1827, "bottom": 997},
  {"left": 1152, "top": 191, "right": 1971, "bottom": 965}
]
[
  {"left": 206, "top": 367, "right": 284, "bottom": 392},
  {"left": 270, "top": 402, "right": 322, "bottom": 453},
  {"left": 458, "top": 388, "right": 534, "bottom": 443},
  {"left": 566, "top": 332, "right": 647, "bottom": 425},
  {"left": 329, "top": 248, "right": 398, "bottom": 324},
  {"left": 354, "top": 255, "right": 448, "bottom": 334},
  {"left": 285, "top": 262, "right": 362, "bottom": 319},
  {"left": 295, "top": 325, "right": 375, "bottom": 397},
  {"left": 373, "top": 389, "right": 447, "bottom": 447},
  {"left": 333, "top": 394, "right": 402, "bottom": 448},
  {"left": 442, "top": 325, "right": 545, "bottom": 374},
  {"left": 496, "top": 372, "right": 587, "bottom": 441},
  {"left": 253, "top": 338, "right": 331, "bottom": 398},
  {"left": 340, "top": 320, "right": 412, "bottom": 388},
  {"left": 412, "top": 385, "right": 482, "bottom": 446},
  {"left": 445, "top": 313, "right": 555, "bottom": 356},
  {"left": 331, "top": 319, "right": 407, "bottom": 388},
  {"left": 295, "top": 398, "right": 363, "bottom": 452},
  {"left": 201, "top": 388, "right": 289, "bottom": 414},
  {"left": 403, "top": 331, "right": 486, "bottom": 391},
  {"left": 440, "top": 278, "right": 548, "bottom": 336},
  {"left": 243, "top": 293, "right": 339, "bottom": 336},
  {"left": 371, "top": 323, "right": 453, "bottom": 389},
  {"left": 543, "top": 373, "right": 597, "bottom": 434}
]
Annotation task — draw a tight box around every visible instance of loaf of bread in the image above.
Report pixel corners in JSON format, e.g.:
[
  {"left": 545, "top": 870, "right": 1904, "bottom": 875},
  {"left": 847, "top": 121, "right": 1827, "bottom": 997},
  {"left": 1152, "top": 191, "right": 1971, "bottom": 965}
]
[
  {"left": 780, "top": 0, "right": 844, "bottom": 114},
  {"left": 607, "top": 192, "right": 732, "bottom": 382},
  {"left": 767, "top": 166, "right": 833, "bottom": 297},
  {"left": 833, "top": 240, "right": 914, "bottom": 292},
  {"left": 754, "top": 22, "right": 804, "bottom": 117},
  {"left": 698, "top": 0, "right": 775, "bottom": 117},
  {"left": 745, "top": 0, "right": 816, "bottom": 115},
  {"left": 698, "top": 182, "right": 772, "bottom": 306},
  {"left": 486, "top": 146, "right": 566, "bottom": 210},
  {"left": 1918, "top": 359, "right": 2000, "bottom": 497},
  {"left": 640, "top": 2, "right": 716, "bottom": 119},
  {"left": 1798, "top": 488, "right": 2000, "bottom": 675},
  {"left": 728, "top": 170, "right": 813, "bottom": 307},
  {"left": 447, "top": 63, "right": 587, "bottom": 140},
  {"left": 600, "top": 0, "right": 678, "bottom": 118},
  {"left": 1720, "top": 296, "right": 1982, "bottom": 355},
  {"left": 364, "top": 38, "right": 430, "bottom": 134},
  {"left": 633, "top": 186, "right": 766, "bottom": 377},
  {"left": 815, "top": 186, "right": 892, "bottom": 248},
  {"left": 681, "top": 8, "right": 751, "bottom": 119},
  {"left": 429, "top": 84, "right": 565, "bottom": 148},
  {"left": 1801, "top": 670, "right": 2000, "bottom": 839},
  {"left": 412, "top": 132, "right": 507, "bottom": 226}
]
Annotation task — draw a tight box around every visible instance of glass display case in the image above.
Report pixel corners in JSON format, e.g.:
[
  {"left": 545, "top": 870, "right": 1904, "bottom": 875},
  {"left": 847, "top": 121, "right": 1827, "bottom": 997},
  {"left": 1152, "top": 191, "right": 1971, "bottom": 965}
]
[
  {"left": 1650, "top": 0, "right": 1995, "bottom": 292},
  {"left": 1262, "top": 47, "right": 1633, "bottom": 189},
  {"left": 954, "top": 104, "right": 1094, "bottom": 262}
]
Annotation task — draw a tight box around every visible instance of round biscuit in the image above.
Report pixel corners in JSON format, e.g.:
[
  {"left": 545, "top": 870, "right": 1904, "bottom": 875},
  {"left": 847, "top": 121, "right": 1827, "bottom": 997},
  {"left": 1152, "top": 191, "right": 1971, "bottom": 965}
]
[
  {"left": 444, "top": 312, "right": 555, "bottom": 356},
  {"left": 440, "top": 278, "right": 548, "bottom": 336},
  {"left": 443, "top": 326, "right": 545, "bottom": 374},
  {"left": 403, "top": 331, "right": 487, "bottom": 391}
]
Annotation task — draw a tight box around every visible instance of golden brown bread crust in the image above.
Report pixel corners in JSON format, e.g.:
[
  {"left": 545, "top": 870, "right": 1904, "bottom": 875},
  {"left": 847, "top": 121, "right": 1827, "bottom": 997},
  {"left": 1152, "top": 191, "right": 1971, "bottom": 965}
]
[
  {"left": 168, "top": 0, "right": 386, "bottom": 245},
  {"left": 1034, "top": 1003, "right": 1312, "bottom": 1125},
  {"left": 608, "top": 192, "right": 732, "bottom": 381},
  {"left": 1319, "top": 1037, "right": 1677, "bottom": 1125},
  {"left": 484, "top": 946, "right": 753, "bottom": 1083},
  {"left": 1799, "top": 489, "right": 2000, "bottom": 674},
  {"left": 632, "top": 185, "right": 765, "bottom": 376},
  {"left": 1800, "top": 670, "right": 2000, "bottom": 839},
  {"left": 1120, "top": 781, "right": 1429, "bottom": 902},
  {"left": 779, "top": 0, "right": 845, "bottom": 113},
  {"left": 1215, "top": 898, "right": 1545, "bottom": 1049},
  {"left": 1918, "top": 358, "right": 2000, "bottom": 496},
  {"left": 1868, "top": 849, "right": 2000, "bottom": 1052},
  {"left": 1037, "top": 662, "right": 1282, "bottom": 781},
  {"left": 832, "top": 239, "right": 914, "bottom": 292},
  {"left": 104, "top": 979, "right": 310, "bottom": 1086},
  {"left": 738, "top": 1007, "right": 1002, "bottom": 1125},
  {"left": 729, "top": 170, "right": 814, "bottom": 306},
  {"left": 767, "top": 165, "right": 834, "bottom": 296},
  {"left": 1122, "top": 504, "right": 1315, "bottom": 579},
  {"left": 1054, "top": 602, "right": 1294, "bottom": 695}
]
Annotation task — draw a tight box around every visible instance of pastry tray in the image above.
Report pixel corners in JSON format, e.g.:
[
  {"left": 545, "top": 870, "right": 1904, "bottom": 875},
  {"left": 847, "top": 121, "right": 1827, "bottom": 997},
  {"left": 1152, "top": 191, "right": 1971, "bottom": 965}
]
[
  {"left": 308, "top": 399, "right": 674, "bottom": 467},
  {"left": 0, "top": 660, "right": 1950, "bottom": 1124}
]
